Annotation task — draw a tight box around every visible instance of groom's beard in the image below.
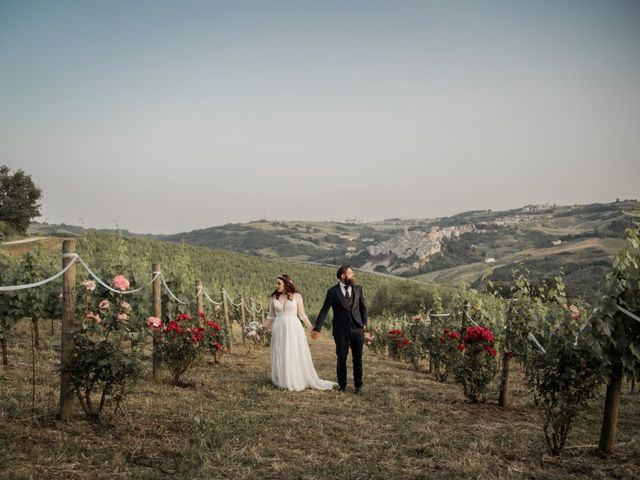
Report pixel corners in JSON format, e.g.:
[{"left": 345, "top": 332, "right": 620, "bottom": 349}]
[{"left": 345, "top": 277, "right": 356, "bottom": 287}]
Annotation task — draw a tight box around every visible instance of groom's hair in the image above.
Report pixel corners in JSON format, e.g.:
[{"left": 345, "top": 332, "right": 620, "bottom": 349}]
[{"left": 336, "top": 265, "right": 352, "bottom": 279}]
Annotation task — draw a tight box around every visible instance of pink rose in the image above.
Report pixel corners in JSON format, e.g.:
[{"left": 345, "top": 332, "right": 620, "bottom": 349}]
[
  {"left": 121, "top": 301, "right": 132, "bottom": 311},
  {"left": 214, "top": 305, "right": 221, "bottom": 312},
  {"left": 117, "top": 313, "right": 129, "bottom": 321},
  {"left": 112, "top": 275, "right": 130, "bottom": 291},
  {"left": 86, "top": 311, "right": 102, "bottom": 324},
  {"left": 569, "top": 305, "right": 580, "bottom": 320},
  {"left": 82, "top": 280, "right": 97, "bottom": 291},
  {"left": 147, "top": 316, "right": 163, "bottom": 329},
  {"left": 99, "top": 299, "right": 110, "bottom": 310}
]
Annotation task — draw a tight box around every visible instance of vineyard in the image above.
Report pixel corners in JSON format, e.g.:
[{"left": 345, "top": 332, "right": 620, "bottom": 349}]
[{"left": 0, "top": 230, "right": 639, "bottom": 479}]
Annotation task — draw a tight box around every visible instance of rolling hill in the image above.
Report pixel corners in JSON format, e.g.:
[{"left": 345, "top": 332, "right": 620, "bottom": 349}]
[{"left": 26, "top": 199, "right": 640, "bottom": 301}]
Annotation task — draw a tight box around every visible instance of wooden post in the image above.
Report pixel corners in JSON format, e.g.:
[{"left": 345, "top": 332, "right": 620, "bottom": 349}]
[
  {"left": 598, "top": 314, "right": 627, "bottom": 454},
  {"left": 32, "top": 317, "right": 40, "bottom": 350},
  {"left": 599, "top": 362, "right": 624, "bottom": 454},
  {"left": 1, "top": 326, "right": 8, "bottom": 366},
  {"left": 221, "top": 288, "right": 232, "bottom": 353},
  {"left": 498, "top": 350, "right": 513, "bottom": 409},
  {"left": 240, "top": 295, "right": 247, "bottom": 345},
  {"left": 499, "top": 303, "right": 513, "bottom": 409},
  {"left": 196, "top": 280, "right": 204, "bottom": 325},
  {"left": 59, "top": 239, "right": 76, "bottom": 420},
  {"left": 251, "top": 298, "right": 257, "bottom": 323},
  {"left": 461, "top": 303, "right": 469, "bottom": 331},
  {"left": 152, "top": 263, "right": 162, "bottom": 383}
]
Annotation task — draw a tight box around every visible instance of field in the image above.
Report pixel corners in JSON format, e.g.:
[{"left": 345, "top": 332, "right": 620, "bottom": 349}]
[
  {"left": 0, "top": 233, "right": 405, "bottom": 318},
  {"left": 1, "top": 320, "right": 639, "bottom": 479},
  {"left": 414, "top": 237, "right": 622, "bottom": 285}
]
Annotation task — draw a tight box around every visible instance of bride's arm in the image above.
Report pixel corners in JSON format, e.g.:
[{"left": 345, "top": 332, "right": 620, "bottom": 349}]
[
  {"left": 295, "top": 293, "right": 313, "bottom": 330},
  {"left": 264, "top": 298, "right": 275, "bottom": 329}
]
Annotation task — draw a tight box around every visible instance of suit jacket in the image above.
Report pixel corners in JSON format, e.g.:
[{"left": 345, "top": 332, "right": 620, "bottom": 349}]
[{"left": 314, "top": 283, "right": 368, "bottom": 337}]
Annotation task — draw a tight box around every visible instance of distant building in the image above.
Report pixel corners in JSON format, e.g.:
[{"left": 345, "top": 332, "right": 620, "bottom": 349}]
[
  {"left": 552, "top": 240, "right": 562, "bottom": 246},
  {"left": 484, "top": 257, "right": 496, "bottom": 263},
  {"left": 523, "top": 203, "right": 553, "bottom": 212}
]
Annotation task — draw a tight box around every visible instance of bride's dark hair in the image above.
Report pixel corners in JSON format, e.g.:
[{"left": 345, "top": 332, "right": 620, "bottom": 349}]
[{"left": 271, "top": 274, "right": 300, "bottom": 300}]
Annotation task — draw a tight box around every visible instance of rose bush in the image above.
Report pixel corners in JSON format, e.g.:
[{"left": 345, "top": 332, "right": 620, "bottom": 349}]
[
  {"left": 452, "top": 325, "right": 498, "bottom": 403},
  {"left": 65, "top": 275, "right": 142, "bottom": 420}
]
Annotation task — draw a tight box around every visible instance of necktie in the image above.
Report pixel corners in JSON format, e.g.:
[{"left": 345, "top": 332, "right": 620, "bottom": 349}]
[{"left": 345, "top": 286, "right": 350, "bottom": 299}]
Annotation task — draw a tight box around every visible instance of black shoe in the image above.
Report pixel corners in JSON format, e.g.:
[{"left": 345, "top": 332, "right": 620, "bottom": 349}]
[
  {"left": 354, "top": 387, "right": 363, "bottom": 396},
  {"left": 338, "top": 386, "right": 346, "bottom": 392}
]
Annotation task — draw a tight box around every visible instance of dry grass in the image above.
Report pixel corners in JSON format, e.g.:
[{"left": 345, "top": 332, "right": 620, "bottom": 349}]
[
  {"left": 414, "top": 237, "right": 623, "bottom": 286},
  {"left": 1, "top": 320, "right": 639, "bottom": 480},
  {"left": 0, "top": 237, "right": 63, "bottom": 256}
]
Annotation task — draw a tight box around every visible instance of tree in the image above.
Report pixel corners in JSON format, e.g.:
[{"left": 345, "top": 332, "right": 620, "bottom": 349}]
[
  {"left": 0, "top": 165, "right": 42, "bottom": 235},
  {"left": 588, "top": 228, "right": 640, "bottom": 454}
]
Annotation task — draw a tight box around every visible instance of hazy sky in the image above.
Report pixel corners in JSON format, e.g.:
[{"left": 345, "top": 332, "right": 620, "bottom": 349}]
[{"left": 1, "top": 0, "right": 639, "bottom": 234}]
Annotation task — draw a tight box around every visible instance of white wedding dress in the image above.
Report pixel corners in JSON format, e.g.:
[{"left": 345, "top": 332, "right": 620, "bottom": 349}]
[{"left": 266, "top": 293, "right": 337, "bottom": 392}]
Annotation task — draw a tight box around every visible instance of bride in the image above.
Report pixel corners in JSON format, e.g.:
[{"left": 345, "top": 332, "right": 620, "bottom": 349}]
[{"left": 265, "top": 274, "right": 337, "bottom": 392}]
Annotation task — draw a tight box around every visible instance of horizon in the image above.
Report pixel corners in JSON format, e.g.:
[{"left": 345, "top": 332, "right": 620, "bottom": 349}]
[{"left": 30, "top": 196, "right": 637, "bottom": 236}]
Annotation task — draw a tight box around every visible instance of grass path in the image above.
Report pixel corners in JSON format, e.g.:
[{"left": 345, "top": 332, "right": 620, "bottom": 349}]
[{"left": 1, "top": 320, "right": 639, "bottom": 479}]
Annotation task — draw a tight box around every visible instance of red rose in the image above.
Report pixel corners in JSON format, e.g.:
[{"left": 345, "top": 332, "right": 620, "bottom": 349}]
[
  {"left": 458, "top": 343, "right": 465, "bottom": 351},
  {"left": 206, "top": 320, "right": 222, "bottom": 331},
  {"left": 164, "top": 320, "right": 183, "bottom": 335},
  {"left": 463, "top": 325, "right": 494, "bottom": 344},
  {"left": 484, "top": 346, "right": 497, "bottom": 357},
  {"left": 447, "top": 330, "right": 461, "bottom": 340}
]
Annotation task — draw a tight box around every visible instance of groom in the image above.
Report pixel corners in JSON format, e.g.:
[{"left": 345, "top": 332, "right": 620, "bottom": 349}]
[{"left": 311, "top": 265, "right": 368, "bottom": 395}]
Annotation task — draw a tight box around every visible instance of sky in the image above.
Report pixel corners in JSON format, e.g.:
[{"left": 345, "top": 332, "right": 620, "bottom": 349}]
[{"left": 1, "top": 0, "right": 639, "bottom": 234}]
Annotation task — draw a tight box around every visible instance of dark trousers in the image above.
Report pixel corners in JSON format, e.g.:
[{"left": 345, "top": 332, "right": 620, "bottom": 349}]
[{"left": 334, "top": 327, "right": 364, "bottom": 389}]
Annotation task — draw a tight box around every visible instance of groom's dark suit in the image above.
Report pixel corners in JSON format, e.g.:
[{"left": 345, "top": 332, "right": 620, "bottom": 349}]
[{"left": 313, "top": 283, "right": 368, "bottom": 389}]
